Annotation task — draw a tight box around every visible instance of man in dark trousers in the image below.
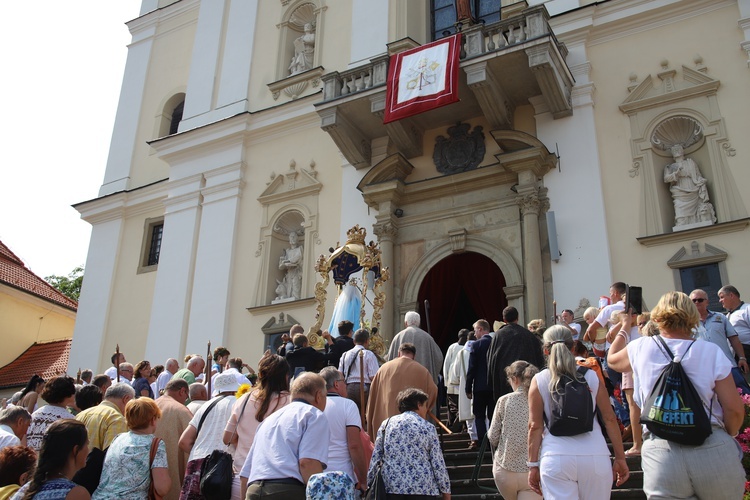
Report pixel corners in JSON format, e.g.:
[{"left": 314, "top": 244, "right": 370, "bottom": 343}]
[
  {"left": 487, "top": 306, "right": 545, "bottom": 405},
  {"left": 466, "top": 319, "right": 493, "bottom": 448},
  {"left": 322, "top": 320, "right": 355, "bottom": 367}
]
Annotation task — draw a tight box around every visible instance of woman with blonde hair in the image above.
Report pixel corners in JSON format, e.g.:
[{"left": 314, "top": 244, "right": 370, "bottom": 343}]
[
  {"left": 608, "top": 291, "right": 744, "bottom": 499},
  {"left": 93, "top": 399, "right": 171, "bottom": 499},
  {"left": 488, "top": 360, "right": 540, "bottom": 500},
  {"left": 528, "top": 325, "right": 629, "bottom": 499}
]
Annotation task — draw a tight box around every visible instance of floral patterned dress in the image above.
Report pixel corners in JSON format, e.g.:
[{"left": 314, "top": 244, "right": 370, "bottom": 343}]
[
  {"left": 92, "top": 431, "right": 168, "bottom": 500},
  {"left": 367, "top": 411, "right": 451, "bottom": 496}
]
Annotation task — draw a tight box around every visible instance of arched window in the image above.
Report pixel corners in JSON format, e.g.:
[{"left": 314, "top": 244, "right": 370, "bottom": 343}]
[{"left": 156, "top": 92, "right": 186, "bottom": 138}]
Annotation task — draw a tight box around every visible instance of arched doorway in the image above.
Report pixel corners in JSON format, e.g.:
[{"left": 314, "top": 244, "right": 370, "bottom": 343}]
[{"left": 416, "top": 252, "right": 507, "bottom": 352}]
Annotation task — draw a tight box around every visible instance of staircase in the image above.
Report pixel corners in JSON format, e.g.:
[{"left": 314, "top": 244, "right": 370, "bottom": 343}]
[{"left": 437, "top": 421, "right": 646, "bottom": 499}]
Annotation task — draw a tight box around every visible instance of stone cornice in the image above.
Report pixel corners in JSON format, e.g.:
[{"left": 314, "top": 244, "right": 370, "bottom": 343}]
[
  {"left": 552, "top": 0, "right": 735, "bottom": 48},
  {"left": 74, "top": 180, "right": 168, "bottom": 224},
  {"left": 127, "top": 0, "right": 199, "bottom": 39},
  {"left": 246, "top": 297, "right": 317, "bottom": 315},
  {"left": 637, "top": 218, "right": 750, "bottom": 247}
]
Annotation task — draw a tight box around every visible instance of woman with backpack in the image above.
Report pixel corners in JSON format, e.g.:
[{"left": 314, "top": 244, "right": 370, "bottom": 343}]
[
  {"left": 528, "top": 325, "right": 629, "bottom": 499},
  {"left": 608, "top": 291, "right": 745, "bottom": 499}
]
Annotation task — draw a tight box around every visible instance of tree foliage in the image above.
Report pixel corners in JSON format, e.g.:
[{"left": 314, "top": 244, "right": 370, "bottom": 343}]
[{"left": 45, "top": 266, "right": 84, "bottom": 302}]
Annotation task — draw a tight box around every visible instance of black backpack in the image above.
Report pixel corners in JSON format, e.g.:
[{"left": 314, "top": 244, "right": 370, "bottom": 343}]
[
  {"left": 639, "top": 336, "right": 712, "bottom": 446},
  {"left": 546, "top": 366, "right": 595, "bottom": 436}
]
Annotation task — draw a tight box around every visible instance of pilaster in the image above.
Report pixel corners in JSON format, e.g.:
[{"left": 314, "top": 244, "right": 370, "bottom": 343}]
[
  {"left": 184, "top": 163, "right": 245, "bottom": 355},
  {"left": 145, "top": 175, "right": 204, "bottom": 362},
  {"left": 372, "top": 219, "right": 398, "bottom": 342}
]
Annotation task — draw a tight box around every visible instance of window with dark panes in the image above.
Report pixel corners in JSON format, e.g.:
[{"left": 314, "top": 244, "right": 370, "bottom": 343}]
[
  {"left": 431, "top": 0, "right": 502, "bottom": 40},
  {"left": 147, "top": 223, "right": 163, "bottom": 266},
  {"left": 679, "top": 263, "right": 723, "bottom": 311},
  {"left": 169, "top": 101, "right": 184, "bottom": 135}
]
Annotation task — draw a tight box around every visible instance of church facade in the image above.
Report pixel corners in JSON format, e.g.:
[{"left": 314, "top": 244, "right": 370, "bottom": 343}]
[{"left": 68, "top": 0, "right": 750, "bottom": 372}]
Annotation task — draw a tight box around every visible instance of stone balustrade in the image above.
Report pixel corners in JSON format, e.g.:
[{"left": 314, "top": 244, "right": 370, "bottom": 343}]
[
  {"left": 321, "top": 54, "right": 390, "bottom": 101},
  {"left": 462, "top": 5, "right": 567, "bottom": 60}
]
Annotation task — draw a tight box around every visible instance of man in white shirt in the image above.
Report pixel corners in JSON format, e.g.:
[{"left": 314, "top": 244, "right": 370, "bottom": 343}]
[
  {"left": 154, "top": 358, "right": 179, "bottom": 398},
  {"left": 118, "top": 362, "right": 135, "bottom": 385},
  {"left": 0, "top": 406, "right": 31, "bottom": 450},
  {"left": 720, "top": 285, "right": 750, "bottom": 373},
  {"left": 338, "top": 329, "right": 379, "bottom": 412},
  {"left": 584, "top": 282, "right": 626, "bottom": 385},
  {"left": 559, "top": 309, "right": 581, "bottom": 340},
  {"left": 240, "top": 373, "right": 330, "bottom": 499},
  {"left": 104, "top": 351, "right": 126, "bottom": 381},
  {"left": 319, "top": 367, "right": 367, "bottom": 490}
]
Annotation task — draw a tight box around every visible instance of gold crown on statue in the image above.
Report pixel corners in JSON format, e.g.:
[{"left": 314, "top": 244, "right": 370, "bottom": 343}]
[{"left": 346, "top": 225, "right": 367, "bottom": 244}]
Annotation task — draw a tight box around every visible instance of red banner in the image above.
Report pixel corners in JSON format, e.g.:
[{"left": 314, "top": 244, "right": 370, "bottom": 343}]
[{"left": 383, "top": 35, "right": 461, "bottom": 124}]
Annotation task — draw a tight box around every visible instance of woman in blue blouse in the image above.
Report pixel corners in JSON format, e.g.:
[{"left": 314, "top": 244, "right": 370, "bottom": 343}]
[
  {"left": 368, "top": 388, "right": 451, "bottom": 500},
  {"left": 131, "top": 360, "right": 154, "bottom": 399}
]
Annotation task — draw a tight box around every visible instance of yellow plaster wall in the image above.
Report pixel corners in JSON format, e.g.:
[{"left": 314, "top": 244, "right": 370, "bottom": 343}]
[
  {"left": 587, "top": 3, "right": 750, "bottom": 306},
  {"left": 99, "top": 211, "right": 160, "bottom": 369},
  {"left": 130, "top": 8, "right": 198, "bottom": 188},
  {"left": 0, "top": 287, "right": 75, "bottom": 367}
]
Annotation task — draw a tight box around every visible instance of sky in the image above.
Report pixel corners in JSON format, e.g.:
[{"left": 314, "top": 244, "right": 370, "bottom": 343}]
[{"left": 0, "top": 2, "right": 141, "bottom": 279}]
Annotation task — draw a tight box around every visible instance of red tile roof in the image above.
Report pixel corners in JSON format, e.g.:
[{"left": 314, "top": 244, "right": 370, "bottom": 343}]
[
  {"left": 0, "top": 339, "right": 72, "bottom": 389},
  {"left": 0, "top": 241, "right": 77, "bottom": 311}
]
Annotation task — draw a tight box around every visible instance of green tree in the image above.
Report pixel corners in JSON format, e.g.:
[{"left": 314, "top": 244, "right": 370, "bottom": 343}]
[{"left": 45, "top": 266, "right": 84, "bottom": 302}]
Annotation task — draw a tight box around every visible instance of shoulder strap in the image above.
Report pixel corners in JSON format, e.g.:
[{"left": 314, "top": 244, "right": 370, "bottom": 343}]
[
  {"left": 196, "top": 395, "right": 228, "bottom": 435},
  {"left": 345, "top": 349, "right": 359, "bottom": 381},
  {"left": 149, "top": 437, "right": 160, "bottom": 466}
]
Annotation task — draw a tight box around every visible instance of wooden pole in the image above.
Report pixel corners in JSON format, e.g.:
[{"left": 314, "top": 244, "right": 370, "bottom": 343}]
[
  {"left": 206, "top": 341, "right": 212, "bottom": 397},
  {"left": 115, "top": 344, "right": 120, "bottom": 383},
  {"left": 359, "top": 349, "right": 365, "bottom": 429},
  {"left": 424, "top": 299, "right": 432, "bottom": 334},
  {"left": 428, "top": 412, "right": 452, "bottom": 434},
  {"left": 553, "top": 300, "right": 557, "bottom": 326}
]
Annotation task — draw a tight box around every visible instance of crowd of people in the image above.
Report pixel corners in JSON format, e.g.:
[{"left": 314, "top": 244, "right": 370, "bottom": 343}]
[{"left": 0, "top": 283, "right": 747, "bottom": 500}]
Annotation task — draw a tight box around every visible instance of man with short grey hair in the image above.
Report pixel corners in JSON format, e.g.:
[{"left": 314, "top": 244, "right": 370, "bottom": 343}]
[
  {"left": 118, "top": 362, "right": 135, "bottom": 384},
  {"left": 76, "top": 382, "right": 134, "bottom": 450},
  {"left": 155, "top": 358, "right": 179, "bottom": 398},
  {"left": 386, "top": 311, "right": 443, "bottom": 385},
  {"left": 319, "top": 367, "right": 367, "bottom": 488},
  {"left": 338, "top": 328, "right": 379, "bottom": 412},
  {"left": 692, "top": 288, "right": 749, "bottom": 392},
  {"left": 187, "top": 383, "right": 209, "bottom": 415},
  {"left": 239, "top": 372, "right": 330, "bottom": 499},
  {"left": 0, "top": 406, "right": 31, "bottom": 450}
]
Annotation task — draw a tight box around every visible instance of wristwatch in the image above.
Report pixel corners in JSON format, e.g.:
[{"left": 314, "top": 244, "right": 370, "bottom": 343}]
[{"left": 526, "top": 460, "right": 540, "bottom": 468}]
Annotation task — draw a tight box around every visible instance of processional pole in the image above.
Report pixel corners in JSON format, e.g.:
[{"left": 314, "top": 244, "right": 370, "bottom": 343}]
[
  {"left": 116, "top": 344, "right": 120, "bottom": 383},
  {"left": 206, "top": 340, "right": 212, "bottom": 397}
]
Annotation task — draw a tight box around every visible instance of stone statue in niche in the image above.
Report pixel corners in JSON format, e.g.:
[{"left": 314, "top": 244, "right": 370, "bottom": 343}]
[
  {"left": 276, "top": 231, "right": 304, "bottom": 301},
  {"left": 663, "top": 144, "right": 716, "bottom": 229},
  {"left": 289, "top": 23, "right": 315, "bottom": 75}
]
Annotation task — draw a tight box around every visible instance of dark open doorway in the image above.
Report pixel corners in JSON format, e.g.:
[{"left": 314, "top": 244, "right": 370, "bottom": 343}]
[{"left": 416, "top": 252, "right": 507, "bottom": 353}]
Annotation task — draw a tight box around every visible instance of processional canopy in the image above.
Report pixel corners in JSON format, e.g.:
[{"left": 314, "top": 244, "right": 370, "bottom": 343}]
[{"left": 307, "top": 225, "right": 389, "bottom": 355}]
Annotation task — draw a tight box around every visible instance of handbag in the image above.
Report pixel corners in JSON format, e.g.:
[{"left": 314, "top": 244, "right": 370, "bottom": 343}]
[
  {"left": 199, "top": 449, "right": 234, "bottom": 500},
  {"left": 364, "top": 418, "right": 390, "bottom": 500},
  {"left": 148, "top": 437, "right": 163, "bottom": 500}
]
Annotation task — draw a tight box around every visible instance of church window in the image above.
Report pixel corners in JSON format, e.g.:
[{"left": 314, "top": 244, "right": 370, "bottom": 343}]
[
  {"left": 431, "top": 0, "right": 501, "bottom": 40},
  {"left": 138, "top": 217, "right": 165, "bottom": 273}
]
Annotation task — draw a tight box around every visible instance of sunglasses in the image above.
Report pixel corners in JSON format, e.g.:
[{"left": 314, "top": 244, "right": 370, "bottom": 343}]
[{"left": 692, "top": 298, "right": 706, "bottom": 303}]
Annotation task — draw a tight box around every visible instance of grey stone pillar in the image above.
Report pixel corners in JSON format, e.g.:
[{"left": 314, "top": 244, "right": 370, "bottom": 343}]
[
  {"left": 373, "top": 219, "right": 397, "bottom": 343},
  {"left": 517, "top": 188, "right": 545, "bottom": 322}
]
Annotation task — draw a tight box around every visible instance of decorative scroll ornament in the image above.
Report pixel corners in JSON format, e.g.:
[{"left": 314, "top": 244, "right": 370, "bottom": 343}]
[
  {"left": 307, "top": 225, "right": 389, "bottom": 356},
  {"left": 433, "top": 122, "right": 486, "bottom": 174}
]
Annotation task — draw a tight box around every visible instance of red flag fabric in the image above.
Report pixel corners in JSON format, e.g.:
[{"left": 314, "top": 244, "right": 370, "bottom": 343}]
[{"left": 383, "top": 34, "right": 461, "bottom": 124}]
